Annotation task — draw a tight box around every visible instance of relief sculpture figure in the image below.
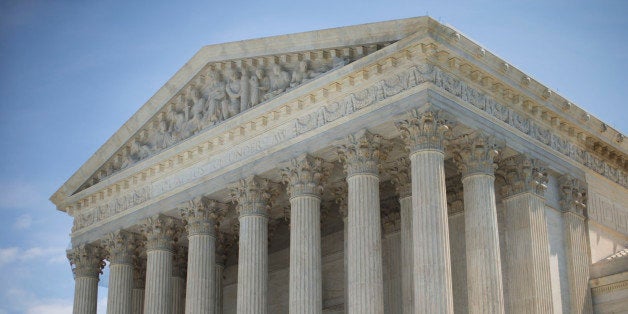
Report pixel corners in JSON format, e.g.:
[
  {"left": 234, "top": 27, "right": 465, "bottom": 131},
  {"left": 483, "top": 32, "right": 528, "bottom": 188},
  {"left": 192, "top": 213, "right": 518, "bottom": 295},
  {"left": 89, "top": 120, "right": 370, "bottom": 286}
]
[
  {"left": 205, "top": 70, "right": 226, "bottom": 124},
  {"left": 290, "top": 60, "right": 316, "bottom": 87},
  {"left": 224, "top": 69, "right": 242, "bottom": 120},
  {"left": 265, "top": 63, "right": 291, "bottom": 100},
  {"left": 250, "top": 68, "right": 269, "bottom": 106},
  {"left": 240, "top": 68, "right": 251, "bottom": 112}
]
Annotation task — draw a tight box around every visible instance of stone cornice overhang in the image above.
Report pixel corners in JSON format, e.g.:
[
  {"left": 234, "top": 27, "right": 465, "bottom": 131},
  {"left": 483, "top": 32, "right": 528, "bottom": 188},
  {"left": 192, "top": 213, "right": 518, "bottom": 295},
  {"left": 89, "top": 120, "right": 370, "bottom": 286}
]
[
  {"left": 54, "top": 17, "right": 627, "bottom": 236},
  {"left": 50, "top": 16, "right": 433, "bottom": 210}
]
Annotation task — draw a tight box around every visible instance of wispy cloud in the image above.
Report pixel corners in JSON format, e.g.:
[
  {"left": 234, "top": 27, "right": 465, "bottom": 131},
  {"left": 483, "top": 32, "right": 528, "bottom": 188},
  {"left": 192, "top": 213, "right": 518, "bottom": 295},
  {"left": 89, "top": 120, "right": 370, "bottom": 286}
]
[
  {"left": 26, "top": 300, "right": 72, "bottom": 314},
  {"left": 0, "top": 180, "right": 50, "bottom": 211},
  {"left": 0, "top": 246, "right": 66, "bottom": 267},
  {"left": 13, "top": 214, "right": 32, "bottom": 229}
]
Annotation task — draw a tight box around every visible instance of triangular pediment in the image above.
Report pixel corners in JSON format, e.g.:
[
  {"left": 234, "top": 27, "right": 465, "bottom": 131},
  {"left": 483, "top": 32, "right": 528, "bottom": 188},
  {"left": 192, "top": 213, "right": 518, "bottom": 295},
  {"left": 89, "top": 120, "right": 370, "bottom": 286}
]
[{"left": 51, "top": 17, "right": 434, "bottom": 206}]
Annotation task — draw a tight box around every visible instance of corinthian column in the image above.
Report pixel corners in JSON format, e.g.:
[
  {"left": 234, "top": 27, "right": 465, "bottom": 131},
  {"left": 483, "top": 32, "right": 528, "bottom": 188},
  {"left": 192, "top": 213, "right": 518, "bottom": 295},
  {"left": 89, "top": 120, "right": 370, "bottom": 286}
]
[
  {"left": 498, "top": 155, "right": 553, "bottom": 314},
  {"left": 282, "top": 154, "right": 326, "bottom": 314},
  {"left": 181, "top": 197, "right": 221, "bottom": 314},
  {"left": 389, "top": 157, "right": 413, "bottom": 314},
  {"left": 559, "top": 175, "right": 593, "bottom": 314},
  {"left": 172, "top": 245, "right": 187, "bottom": 314},
  {"left": 337, "top": 130, "right": 384, "bottom": 314},
  {"left": 454, "top": 134, "right": 505, "bottom": 314},
  {"left": 68, "top": 244, "right": 104, "bottom": 314},
  {"left": 140, "top": 215, "right": 179, "bottom": 314},
  {"left": 132, "top": 250, "right": 146, "bottom": 314},
  {"left": 396, "top": 109, "right": 453, "bottom": 313},
  {"left": 102, "top": 230, "right": 137, "bottom": 314},
  {"left": 230, "top": 175, "right": 272, "bottom": 314}
]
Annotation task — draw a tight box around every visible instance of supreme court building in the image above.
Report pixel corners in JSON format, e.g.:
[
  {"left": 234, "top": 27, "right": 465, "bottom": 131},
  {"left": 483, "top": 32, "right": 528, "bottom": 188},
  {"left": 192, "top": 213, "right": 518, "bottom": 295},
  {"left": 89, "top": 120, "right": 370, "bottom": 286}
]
[{"left": 52, "top": 17, "right": 628, "bottom": 314}]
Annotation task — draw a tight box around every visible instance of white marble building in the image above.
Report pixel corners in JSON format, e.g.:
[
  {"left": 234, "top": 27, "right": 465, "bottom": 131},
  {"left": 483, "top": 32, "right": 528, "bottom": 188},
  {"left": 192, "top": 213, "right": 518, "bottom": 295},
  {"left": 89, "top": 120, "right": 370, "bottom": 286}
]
[{"left": 52, "top": 17, "right": 628, "bottom": 314}]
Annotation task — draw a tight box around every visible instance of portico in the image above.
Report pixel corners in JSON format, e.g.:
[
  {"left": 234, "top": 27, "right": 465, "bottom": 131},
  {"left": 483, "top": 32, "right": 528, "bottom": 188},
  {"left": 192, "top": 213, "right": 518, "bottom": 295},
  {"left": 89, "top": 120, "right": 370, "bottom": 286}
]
[{"left": 55, "top": 17, "right": 627, "bottom": 314}]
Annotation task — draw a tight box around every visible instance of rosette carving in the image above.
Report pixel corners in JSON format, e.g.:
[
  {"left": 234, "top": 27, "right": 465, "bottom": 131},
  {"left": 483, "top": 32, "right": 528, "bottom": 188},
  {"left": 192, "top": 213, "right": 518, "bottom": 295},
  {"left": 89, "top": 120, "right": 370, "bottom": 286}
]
[
  {"left": 498, "top": 154, "right": 548, "bottom": 197},
  {"left": 102, "top": 230, "right": 138, "bottom": 265},
  {"left": 67, "top": 244, "right": 105, "bottom": 279},
  {"left": 180, "top": 196, "right": 223, "bottom": 236},
  {"left": 337, "top": 130, "right": 384, "bottom": 176},
  {"left": 140, "top": 215, "right": 181, "bottom": 252},
  {"left": 395, "top": 109, "right": 450, "bottom": 152},
  {"left": 559, "top": 175, "right": 587, "bottom": 217},
  {"left": 230, "top": 175, "right": 272, "bottom": 217},
  {"left": 453, "top": 133, "right": 500, "bottom": 177},
  {"left": 281, "top": 154, "right": 327, "bottom": 199}
]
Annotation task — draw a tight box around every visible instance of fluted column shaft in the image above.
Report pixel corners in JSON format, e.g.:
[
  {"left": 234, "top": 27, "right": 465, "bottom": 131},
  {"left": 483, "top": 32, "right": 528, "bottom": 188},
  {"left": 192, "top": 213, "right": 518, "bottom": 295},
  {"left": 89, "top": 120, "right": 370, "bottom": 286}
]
[
  {"left": 182, "top": 197, "right": 220, "bottom": 314},
  {"left": 560, "top": 175, "right": 592, "bottom": 314},
  {"left": 68, "top": 244, "right": 103, "bottom": 314},
  {"left": 103, "top": 231, "right": 137, "bottom": 314},
  {"left": 500, "top": 155, "right": 553, "bottom": 314},
  {"left": 231, "top": 176, "right": 271, "bottom": 314},
  {"left": 289, "top": 195, "right": 322, "bottom": 313},
  {"left": 237, "top": 214, "right": 268, "bottom": 314},
  {"left": 338, "top": 131, "right": 385, "bottom": 314},
  {"left": 215, "top": 263, "right": 224, "bottom": 314},
  {"left": 132, "top": 289, "right": 144, "bottom": 314},
  {"left": 399, "top": 196, "right": 413, "bottom": 314},
  {"left": 172, "top": 276, "right": 185, "bottom": 314},
  {"left": 455, "top": 134, "right": 505, "bottom": 314},
  {"left": 462, "top": 174, "right": 505, "bottom": 313},
  {"left": 410, "top": 150, "right": 453, "bottom": 313},
  {"left": 74, "top": 276, "right": 99, "bottom": 314},
  {"left": 141, "top": 215, "right": 178, "bottom": 314},
  {"left": 564, "top": 212, "right": 593, "bottom": 313},
  {"left": 108, "top": 264, "right": 134, "bottom": 314},
  {"left": 503, "top": 193, "right": 554, "bottom": 313},
  {"left": 382, "top": 226, "right": 402, "bottom": 314},
  {"left": 397, "top": 109, "right": 454, "bottom": 313},
  {"left": 283, "top": 154, "right": 325, "bottom": 314}
]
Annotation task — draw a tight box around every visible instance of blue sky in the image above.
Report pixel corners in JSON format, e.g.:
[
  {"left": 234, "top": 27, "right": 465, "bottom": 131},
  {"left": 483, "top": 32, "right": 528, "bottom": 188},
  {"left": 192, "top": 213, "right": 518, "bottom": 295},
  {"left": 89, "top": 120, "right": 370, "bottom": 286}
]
[{"left": 0, "top": 1, "right": 626, "bottom": 313}]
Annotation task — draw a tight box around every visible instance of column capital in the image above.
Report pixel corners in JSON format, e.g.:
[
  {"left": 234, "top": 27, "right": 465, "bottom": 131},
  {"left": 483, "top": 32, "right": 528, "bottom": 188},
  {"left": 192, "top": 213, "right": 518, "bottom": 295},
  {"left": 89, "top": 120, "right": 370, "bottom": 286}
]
[
  {"left": 337, "top": 130, "right": 384, "bottom": 177},
  {"left": 230, "top": 175, "right": 273, "bottom": 217},
  {"left": 172, "top": 245, "right": 188, "bottom": 278},
  {"left": 102, "top": 230, "right": 138, "bottom": 265},
  {"left": 498, "top": 154, "right": 548, "bottom": 198},
  {"left": 332, "top": 184, "right": 348, "bottom": 219},
  {"left": 453, "top": 133, "right": 500, "bottom": 177},
  {"left": 559, "top": 174, "right": 588, "bottom": 218},
  {"left": 395, "top": 109, "right": 450, "bottom": 153},
  {"left": 388, "top": 157, "right": 411, "bottom": 198},
  {"left": 180, "top": 196, "right": 223, "bottom": 236},
  {"left": 282, "top": 154, "right": 327, "bottom": 199},
  {"left": 140, "top": 215, "right": 181, "bottom": 252},
  {"left": 67, "top": 244, "right": 105, "bottom": 279}
]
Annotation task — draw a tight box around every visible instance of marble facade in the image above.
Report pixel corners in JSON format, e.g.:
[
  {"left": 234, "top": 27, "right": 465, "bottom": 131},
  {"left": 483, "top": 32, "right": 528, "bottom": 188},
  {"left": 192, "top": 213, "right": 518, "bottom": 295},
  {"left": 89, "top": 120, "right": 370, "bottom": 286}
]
[{"left": 53, "top": 17, "right": 627, "bottom": 314}]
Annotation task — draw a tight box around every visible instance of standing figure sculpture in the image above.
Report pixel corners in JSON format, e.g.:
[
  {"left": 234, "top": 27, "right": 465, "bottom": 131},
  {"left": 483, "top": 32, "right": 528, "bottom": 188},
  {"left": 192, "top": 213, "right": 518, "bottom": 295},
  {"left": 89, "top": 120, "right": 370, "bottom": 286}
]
[
  {"left": 204, "top": 70, "right": 226, "bottom": 124},
  {"left": 240, "top": 68, "right": 251, "bottom": 113},
  {"left": 153, "top": 119, "right": 174, "bottom": 150},
  {"left": 224, "top": 69, "right": 242, "bottom": 120},
  {"left": 250, "top": 68, "right": 269, "bottom": 106},
  {"left": 183, "top": 85, "right": 206, "bottom": 137}
]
